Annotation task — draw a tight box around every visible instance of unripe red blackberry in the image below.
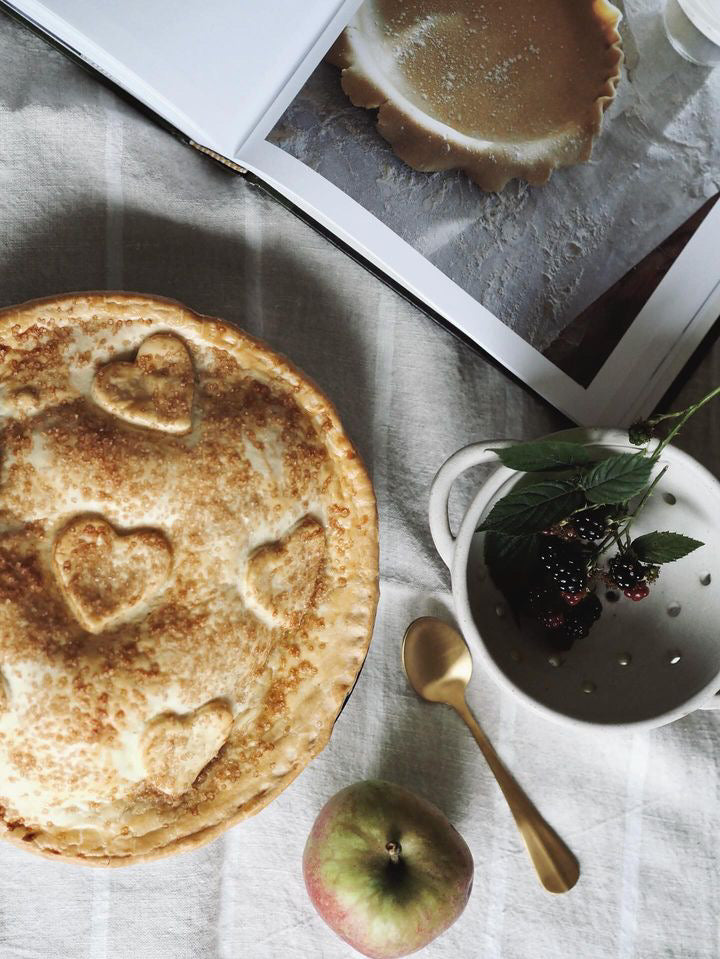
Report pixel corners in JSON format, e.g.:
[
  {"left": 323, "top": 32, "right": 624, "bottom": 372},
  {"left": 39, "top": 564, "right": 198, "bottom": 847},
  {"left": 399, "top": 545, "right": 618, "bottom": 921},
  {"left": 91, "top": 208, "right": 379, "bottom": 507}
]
[{"left": 624, "top": 582, "right": 650, "bottom": 602}]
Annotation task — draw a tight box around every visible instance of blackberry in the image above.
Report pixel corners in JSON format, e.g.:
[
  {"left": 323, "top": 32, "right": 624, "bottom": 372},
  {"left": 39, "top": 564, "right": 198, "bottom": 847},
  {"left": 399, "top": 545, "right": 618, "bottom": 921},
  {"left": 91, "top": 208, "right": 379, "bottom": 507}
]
[
  {"left": 539, "top": 538, "right": 587, "bottom": 594},
  {"left": 559, "top": 617, "right": 590, "bottom": 645},
  {"left": 628, "top": 421, "right": 654, "bottom": 446},
  {"left": 525, "top": 585, "right": 566, "bottom": 628},
  {"left": 608, "top": 555, "right": 646, "bottom": 590},
  {"left": 526, "top": 586, "right": 554, "bottom": 613},
  {"left": 540, "top": 610, "right": 565, "bottom": 630},
  {"left": 571, "top": 509, "right": 608, "bottom": 542},
  {"left": 574, "top": 593, "right": 603, "bottom": 628},
  {"left": 551, "top": 594, "right": 602, "bottom": 648}
]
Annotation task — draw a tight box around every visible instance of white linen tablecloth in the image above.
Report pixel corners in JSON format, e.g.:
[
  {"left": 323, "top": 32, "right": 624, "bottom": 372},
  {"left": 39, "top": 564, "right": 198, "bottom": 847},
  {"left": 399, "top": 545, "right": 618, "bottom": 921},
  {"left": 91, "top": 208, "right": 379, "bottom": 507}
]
[{"left": 1, "top": 11, "right": 719, "bottom": 959}]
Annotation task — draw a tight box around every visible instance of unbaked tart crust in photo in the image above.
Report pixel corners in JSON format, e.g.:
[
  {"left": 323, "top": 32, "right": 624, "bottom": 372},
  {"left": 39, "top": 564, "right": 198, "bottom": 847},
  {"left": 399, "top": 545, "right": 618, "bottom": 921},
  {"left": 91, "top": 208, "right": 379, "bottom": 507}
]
[
  {"left": 0, "top": 293, "right": 379, "bottom": 865},
  {"left": 330, "top": 0, "right": 624, "bottom": 191}
]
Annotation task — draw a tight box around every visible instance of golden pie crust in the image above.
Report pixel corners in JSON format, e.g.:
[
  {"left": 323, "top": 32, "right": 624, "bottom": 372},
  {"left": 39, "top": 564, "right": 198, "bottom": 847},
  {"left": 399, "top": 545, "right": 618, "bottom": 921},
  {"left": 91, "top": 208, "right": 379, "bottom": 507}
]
[
  {"left": 330, "top": 0, "right": 624, "bottom": 191},
  {"left": 0, "top": 293, "right": 378, "bottom": 865}
]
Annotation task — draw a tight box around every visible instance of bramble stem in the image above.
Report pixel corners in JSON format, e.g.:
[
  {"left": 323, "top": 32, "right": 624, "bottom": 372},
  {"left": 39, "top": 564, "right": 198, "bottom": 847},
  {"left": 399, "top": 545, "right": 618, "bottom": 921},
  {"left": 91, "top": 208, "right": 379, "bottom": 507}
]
[
  {"left": 625, "top": 466, "right": 668, "bottom": 528},
  {"left": 589, "top": 465, "right": 668, "bottom": 564},
  {"left": 602, "top": 384, "right": 720, "bottom": 557},
  {"left": 593, "top": 467, "right": 668, "bottom": 559},
  {"left": 651, "top": 386, "right": 720, "bottom": 463}
]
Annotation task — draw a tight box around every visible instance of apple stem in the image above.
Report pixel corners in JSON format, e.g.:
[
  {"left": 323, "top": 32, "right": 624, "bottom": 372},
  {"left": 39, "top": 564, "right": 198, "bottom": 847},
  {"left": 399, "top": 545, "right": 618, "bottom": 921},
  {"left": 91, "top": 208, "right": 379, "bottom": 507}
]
[{"left": 385, "top": 841, "right": 402, "bottom": 864}]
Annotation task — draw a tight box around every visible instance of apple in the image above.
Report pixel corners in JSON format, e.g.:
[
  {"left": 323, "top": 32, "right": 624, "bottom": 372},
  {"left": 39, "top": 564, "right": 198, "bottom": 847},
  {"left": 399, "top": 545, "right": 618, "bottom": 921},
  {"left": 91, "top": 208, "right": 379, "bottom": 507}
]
[{"left": 303, "top": 780, "right": 474, "bottom": 958}]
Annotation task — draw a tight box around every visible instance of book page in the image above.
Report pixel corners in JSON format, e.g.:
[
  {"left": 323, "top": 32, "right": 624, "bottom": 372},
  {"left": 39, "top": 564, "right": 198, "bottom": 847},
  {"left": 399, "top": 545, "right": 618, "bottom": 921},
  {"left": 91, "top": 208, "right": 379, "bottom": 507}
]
[
  {"left": 267, "top": 0, "right": 720, "bottom": 390},
  {"left": 6, "top": 0, "right": 360, "bottom": 156}
]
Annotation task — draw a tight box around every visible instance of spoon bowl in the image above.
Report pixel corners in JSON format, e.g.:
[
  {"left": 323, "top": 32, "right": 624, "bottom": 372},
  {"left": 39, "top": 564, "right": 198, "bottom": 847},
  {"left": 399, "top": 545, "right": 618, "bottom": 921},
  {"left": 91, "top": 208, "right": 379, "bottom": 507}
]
[{"left": 403, "top": 617, "right": 473, "bottom": 702}]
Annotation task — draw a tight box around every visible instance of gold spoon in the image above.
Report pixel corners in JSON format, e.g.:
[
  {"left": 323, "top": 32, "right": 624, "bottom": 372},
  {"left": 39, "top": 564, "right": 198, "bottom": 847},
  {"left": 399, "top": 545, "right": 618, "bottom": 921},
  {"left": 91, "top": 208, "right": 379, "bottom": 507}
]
[{"left": 402, "top": 617, "right": 579, "bottom": 894}]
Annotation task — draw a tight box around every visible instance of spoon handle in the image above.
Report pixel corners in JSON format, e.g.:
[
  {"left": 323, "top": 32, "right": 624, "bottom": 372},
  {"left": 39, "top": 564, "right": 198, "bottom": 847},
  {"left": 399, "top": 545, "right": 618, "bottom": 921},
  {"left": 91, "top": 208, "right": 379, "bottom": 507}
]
[{"left": 453, "top": 699, "right": 579, "bottom": 894}]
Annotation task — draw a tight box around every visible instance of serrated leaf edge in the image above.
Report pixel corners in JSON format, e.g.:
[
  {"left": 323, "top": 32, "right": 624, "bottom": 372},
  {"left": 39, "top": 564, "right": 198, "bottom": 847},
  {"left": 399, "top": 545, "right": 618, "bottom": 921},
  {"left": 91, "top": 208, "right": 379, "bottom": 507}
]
[{"left": 631, "top": 531, "right": 705, "bottom": 564}]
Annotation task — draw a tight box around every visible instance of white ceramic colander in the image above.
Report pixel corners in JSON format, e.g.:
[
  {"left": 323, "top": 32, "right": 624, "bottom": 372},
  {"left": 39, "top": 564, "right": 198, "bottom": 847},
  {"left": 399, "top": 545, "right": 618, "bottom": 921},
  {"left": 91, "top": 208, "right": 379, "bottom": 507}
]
[{"left": 429, "top": 429, "right": 720, "bottom": 730}]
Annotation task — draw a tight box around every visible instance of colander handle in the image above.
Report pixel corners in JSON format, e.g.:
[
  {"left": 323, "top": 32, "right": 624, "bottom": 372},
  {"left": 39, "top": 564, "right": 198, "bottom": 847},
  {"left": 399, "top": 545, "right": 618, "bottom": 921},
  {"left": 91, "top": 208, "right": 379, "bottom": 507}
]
[{"left": 429, "top": 440, "right": 517, "bottom": 569}]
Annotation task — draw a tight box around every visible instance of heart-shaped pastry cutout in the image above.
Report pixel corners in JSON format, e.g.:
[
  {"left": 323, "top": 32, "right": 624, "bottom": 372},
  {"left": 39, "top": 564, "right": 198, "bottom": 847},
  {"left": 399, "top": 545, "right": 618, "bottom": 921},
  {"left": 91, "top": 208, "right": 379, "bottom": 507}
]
[
  {"left": 91, "top": 333, "right": 194, "bottom": 434},
  {"left": 142, "top": 700, "right": 234, "bottom": 797},
  {"left": 54, "top": 516, "right": 172, "bottom": 634},
  {"left": 245, "top": 516, "right": 327, "bottom": 626}
]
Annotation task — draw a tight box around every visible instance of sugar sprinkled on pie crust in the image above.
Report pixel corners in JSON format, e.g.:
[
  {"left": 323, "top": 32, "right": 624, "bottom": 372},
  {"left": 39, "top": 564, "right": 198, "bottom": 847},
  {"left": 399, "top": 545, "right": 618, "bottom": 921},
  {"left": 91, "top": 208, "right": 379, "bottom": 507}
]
[{"left": 0, "top": 293, "right": 378, "bottom": 865}]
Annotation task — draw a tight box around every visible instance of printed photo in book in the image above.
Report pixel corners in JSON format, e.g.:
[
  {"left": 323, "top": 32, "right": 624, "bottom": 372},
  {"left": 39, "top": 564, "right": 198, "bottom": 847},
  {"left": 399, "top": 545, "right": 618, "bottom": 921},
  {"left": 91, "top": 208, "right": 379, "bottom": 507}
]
[{"left": 266, "top": 0, "right": 720, "bottom": 392}]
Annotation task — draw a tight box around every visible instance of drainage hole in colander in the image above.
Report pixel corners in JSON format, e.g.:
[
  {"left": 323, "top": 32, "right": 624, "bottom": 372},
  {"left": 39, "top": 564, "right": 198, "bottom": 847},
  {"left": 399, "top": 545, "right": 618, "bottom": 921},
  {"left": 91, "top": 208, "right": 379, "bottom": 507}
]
[
  {"left": 495, "top": 604, "right": 506, "bottom": 617},
  {"left": 668, "top": 651, "right": 682, "bottom": 665},
  {"left": 605, "top": 590, "right": 620, "bottom": 603},
  {"left": 667, "top": 602, "right": 682, "bottom": 617},
  {"left": 700, "top": 572, "right": 712, "bottom": 586},
  {"left": 663, "top": 492, "right": 677, "bottom": 505}
]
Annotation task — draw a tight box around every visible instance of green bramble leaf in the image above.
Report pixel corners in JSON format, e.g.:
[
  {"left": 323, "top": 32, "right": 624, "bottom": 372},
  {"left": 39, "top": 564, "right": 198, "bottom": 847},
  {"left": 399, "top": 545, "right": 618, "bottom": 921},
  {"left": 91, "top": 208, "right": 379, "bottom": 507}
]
[
  {"left": 484, "top": 532, "right": 538, "bottom": 577},
  {"left": 477, "top": 480, "right": 586, "bottom": 536},
  {"left": 484, "top": 532, "right": 540, "bottom": 599},
  {"left": 581, "top": 453, "right": 653, "bottom": 505},
  {"left": 632, "top": 532, "right": 704, "bottom": 564},
  {"left": 488, "top": 441, "right": 593, "bottom": 473}
]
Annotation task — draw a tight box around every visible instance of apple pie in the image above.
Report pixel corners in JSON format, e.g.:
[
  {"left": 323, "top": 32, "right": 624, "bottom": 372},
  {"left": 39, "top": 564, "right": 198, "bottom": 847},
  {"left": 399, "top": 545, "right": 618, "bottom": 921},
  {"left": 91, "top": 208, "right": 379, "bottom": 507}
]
[
  {"left": 0, "top": 293, "right": 378, "bottom": 865},
  {"left": 330, "top": 0, "right": 624, "bottom": 191}
]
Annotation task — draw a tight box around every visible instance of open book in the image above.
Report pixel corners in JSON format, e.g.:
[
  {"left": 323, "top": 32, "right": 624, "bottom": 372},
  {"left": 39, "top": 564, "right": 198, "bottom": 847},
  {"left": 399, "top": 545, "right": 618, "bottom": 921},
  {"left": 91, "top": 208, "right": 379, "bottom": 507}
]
[{"left": 4, "top": 0, "right": 719, "bottom": 425}]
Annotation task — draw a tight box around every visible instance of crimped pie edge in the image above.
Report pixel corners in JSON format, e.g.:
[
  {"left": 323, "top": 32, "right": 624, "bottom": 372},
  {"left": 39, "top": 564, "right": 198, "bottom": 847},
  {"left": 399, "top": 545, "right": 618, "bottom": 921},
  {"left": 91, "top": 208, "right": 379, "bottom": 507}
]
[{"left": 0, "top": 291, "right": 379, "bottom": 866}]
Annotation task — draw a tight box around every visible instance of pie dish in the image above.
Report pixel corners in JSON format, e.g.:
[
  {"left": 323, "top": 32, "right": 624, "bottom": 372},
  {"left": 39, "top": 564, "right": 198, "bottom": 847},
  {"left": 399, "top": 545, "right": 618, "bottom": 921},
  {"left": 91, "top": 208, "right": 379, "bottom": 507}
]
[
  {"left": 0, "top": 293, "right": 378, "bottom": 865},
  {"left": 329, "top": 0, "right": 624, "bottom": 191}
]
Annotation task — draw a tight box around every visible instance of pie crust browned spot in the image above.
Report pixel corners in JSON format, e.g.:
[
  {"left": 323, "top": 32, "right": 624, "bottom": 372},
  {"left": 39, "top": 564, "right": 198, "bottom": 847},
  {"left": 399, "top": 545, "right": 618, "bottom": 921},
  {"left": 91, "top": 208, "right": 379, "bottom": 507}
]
[
  {"left": 329, "top": 0, "right": 624, "bottom": 191},
  {"left": 0, "top": 293, "right": 378, "bottom": 865}
]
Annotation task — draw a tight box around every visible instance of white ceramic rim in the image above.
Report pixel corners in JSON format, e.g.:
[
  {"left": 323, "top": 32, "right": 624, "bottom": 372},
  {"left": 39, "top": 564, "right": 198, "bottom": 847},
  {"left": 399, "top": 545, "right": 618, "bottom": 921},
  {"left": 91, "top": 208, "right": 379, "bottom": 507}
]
[
  {"left": 676, "top": 0, "right": 720, "bottom": 48},
  {"left": 433, "top": 428, "right": 720, "bottom": 731}
]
